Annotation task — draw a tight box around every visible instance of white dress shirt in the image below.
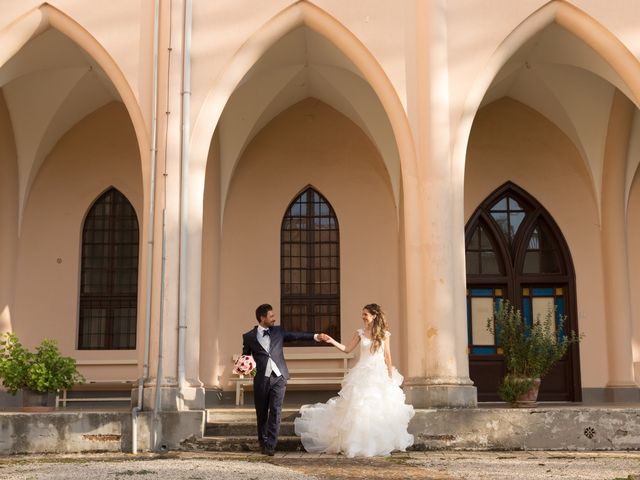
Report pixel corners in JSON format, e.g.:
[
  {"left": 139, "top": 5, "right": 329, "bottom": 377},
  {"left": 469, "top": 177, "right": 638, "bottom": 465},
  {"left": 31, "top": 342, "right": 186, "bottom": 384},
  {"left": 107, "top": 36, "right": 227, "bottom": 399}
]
[{"left": 257, "top": 325, "right": 281, "bottom": 378}]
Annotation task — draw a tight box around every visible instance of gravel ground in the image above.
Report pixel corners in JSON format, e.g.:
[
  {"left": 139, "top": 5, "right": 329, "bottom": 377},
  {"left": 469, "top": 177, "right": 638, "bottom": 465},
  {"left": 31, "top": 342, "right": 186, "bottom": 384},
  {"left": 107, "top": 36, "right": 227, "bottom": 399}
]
[{"left": 0, "top": 451, "right": 638, "bottom": 480}]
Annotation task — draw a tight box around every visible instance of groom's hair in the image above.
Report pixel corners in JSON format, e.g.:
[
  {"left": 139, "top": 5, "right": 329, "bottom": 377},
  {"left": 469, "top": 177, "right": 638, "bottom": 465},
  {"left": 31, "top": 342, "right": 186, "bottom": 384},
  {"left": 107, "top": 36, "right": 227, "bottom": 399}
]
[{"left": 255, "top": 304, "right": 273, "bottom": 322}]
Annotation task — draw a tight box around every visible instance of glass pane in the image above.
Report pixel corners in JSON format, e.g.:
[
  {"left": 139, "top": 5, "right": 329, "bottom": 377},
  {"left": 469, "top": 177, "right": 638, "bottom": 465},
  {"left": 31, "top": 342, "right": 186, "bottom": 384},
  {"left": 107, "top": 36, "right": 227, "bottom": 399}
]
[
  {"left": 491, "top": 211, "right": 508, "bottom": 239},
  {"left": 471, "top": 297, "right": 495, "bottom": 345},
  {"left": 480, "top": 252, "right": 499, "bottom": 274},
  {"left": 479, "top": 227, "right": 492, "bottom": 249},
  {"left": 528, "top": 228, "right": 540, "bottom": 249},
  {"left": 540, "top": 249, "right": 560, "bottom": 273},
  {"left": 508, "top": 197, "right": 522, "bottom": 211},
  {"left": 468, "top": 229, "right": 480, "bottom": 249},
  {"left": 466, "top": 252, "right": 480, "bottom": 275},
  {"left": 523, "top": 251, "right": 540, "bottom": 273},
  {"left": 491, "top": 198, "right": 507, "bottom": 211},
  {"left": 532, "top": 297, "right": 556, "bottom": 335},
  {"left": 509, "top": 211, "right": 525, "bottom": 238}
]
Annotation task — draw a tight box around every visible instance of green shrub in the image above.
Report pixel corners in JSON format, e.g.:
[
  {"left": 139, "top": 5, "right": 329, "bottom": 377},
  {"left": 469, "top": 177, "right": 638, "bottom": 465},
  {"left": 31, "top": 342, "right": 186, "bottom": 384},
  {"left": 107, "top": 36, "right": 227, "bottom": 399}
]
[
  {"left": 0, "top": 332, "right": 84, "bottom": 394},
  {"left": 487, "top": 300, "right": 581, "bottom": 403},
  {"left": 497, "top": 375, "right": 535, "bottom": 404}
]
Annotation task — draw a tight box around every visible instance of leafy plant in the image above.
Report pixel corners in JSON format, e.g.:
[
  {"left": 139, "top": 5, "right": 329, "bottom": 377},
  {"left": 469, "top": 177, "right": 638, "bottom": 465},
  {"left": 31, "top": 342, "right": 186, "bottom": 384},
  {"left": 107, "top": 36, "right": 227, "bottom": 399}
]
[
  {"left": 487, "top": 300, "right": 581, "bottom": 403},
  {"left": 497, "top": 375, "right": 535, "bottom": 403},
  {"left": 0, "top": 333, "right": 84, "bottom": 394}
]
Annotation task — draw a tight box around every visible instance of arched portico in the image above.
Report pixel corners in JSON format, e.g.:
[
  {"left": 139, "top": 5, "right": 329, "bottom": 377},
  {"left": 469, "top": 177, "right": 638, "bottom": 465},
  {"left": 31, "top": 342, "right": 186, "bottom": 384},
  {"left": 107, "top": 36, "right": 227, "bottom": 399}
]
[
  {"left": 456, "top": 1, "right": 640, "bottom": 400},
  {"left": 189, "top": 1, "right": 475, "bottom": 408}
]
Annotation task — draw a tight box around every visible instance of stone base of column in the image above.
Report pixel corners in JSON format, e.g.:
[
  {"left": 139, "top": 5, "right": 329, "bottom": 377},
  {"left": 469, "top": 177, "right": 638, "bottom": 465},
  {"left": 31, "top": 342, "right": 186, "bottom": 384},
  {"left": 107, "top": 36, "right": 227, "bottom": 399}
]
[
  {"left": 131, "top": 410, "right": 205, "bottom": 452},
  {"left": 404, "top": 381, "right": 477, "bottom": 408},
  {"left": 133, "top": 384, "right": 205, "bottom": 411},
  {"left": 582, "top": 385, "right": 640, "bottom": 403}
]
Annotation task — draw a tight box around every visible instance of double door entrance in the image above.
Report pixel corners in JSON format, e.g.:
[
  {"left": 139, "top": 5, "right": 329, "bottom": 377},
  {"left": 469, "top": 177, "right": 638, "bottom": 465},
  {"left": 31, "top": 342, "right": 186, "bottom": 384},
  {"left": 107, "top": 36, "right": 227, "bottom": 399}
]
[{"left": 465, "top": 183, "right": 581, "bottom": 401}]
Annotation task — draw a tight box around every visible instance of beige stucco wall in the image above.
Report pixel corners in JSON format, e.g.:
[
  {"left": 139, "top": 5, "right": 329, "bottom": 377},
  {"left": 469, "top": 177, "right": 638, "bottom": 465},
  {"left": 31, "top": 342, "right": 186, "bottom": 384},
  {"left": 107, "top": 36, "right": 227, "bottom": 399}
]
[
  {"left": 201, "top": 98, "right": 399, "bottom": 389},
  {"left": 464, "top": 97, "right": 606, "bottom": 388},
  {"left": 13, "top": 102, "right": 142, "bottom": 381}
]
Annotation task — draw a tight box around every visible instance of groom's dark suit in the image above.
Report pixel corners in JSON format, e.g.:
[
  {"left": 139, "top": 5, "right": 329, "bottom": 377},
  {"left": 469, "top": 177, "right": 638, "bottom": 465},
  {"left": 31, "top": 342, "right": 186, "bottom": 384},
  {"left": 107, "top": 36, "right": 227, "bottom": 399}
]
[{"left": 242, "top": 325, "right": 316, "bottom": 452}]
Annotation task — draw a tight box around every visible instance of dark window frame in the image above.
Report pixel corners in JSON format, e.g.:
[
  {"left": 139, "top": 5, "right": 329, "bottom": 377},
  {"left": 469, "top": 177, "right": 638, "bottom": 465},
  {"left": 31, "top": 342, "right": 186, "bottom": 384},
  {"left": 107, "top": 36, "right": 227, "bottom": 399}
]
[
  {"left": 78, "top": 188, "right": 139, "bottom": 350},
  {"left": 281, "top": 186, "right": 340, "bottom": 346}
]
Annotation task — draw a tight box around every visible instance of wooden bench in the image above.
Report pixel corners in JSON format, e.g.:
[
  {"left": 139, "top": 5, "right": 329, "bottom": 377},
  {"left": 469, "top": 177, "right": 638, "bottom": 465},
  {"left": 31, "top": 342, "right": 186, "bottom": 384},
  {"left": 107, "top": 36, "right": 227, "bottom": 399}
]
[
  {"left": 231, "top": 352, "right": 354, "bottom": 406},
  {"left": 55, "top": 359, "right": 136, "bottom": 408},
  {"left": 55, "top": 380, "right": 134, "bottom": 408}
]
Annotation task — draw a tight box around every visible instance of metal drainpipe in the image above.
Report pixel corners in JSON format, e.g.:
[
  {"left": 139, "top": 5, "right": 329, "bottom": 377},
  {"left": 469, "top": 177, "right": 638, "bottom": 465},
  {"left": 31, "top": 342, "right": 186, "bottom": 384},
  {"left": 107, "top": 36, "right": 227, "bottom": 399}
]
[
  {"left": 132, "top": 0, "right": 161, "bottom": 454},
  {"left": 153, "top": 208, "right": 168, "bottom": 451},
  {"left": 177, "top": 0, "right": 192, "bottom": 405}
]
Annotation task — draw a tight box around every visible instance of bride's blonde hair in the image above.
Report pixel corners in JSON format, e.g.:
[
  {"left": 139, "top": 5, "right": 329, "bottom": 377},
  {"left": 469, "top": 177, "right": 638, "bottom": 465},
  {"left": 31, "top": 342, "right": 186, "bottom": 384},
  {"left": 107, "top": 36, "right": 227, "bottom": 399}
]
[{"left": 364, "top": 303, "right": 388, "bottom": 353}]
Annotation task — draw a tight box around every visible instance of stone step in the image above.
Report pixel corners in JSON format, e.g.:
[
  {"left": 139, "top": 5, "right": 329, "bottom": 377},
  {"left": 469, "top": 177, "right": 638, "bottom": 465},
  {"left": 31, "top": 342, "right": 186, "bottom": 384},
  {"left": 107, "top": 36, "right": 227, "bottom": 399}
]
[
  {"left": 205, "top": 421, "right": 296, "bottom": 437},
  {"left": 184, "top": 435, "right": 304, "bottom": 452},
  {"left": 206, "top": 408, "right": 301, "bottom": 424}
]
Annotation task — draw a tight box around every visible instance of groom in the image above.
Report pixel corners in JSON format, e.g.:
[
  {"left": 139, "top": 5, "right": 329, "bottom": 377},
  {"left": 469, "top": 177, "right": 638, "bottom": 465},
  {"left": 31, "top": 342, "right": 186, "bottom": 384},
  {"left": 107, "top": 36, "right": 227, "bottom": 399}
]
[{"left": 242, "top": 303, "right": 328, "bottom": 455}]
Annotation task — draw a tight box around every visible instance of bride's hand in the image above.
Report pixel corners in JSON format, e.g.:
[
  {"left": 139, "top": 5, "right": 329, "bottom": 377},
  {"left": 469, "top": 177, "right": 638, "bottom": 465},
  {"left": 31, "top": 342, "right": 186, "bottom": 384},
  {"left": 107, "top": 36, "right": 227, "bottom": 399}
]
[{"left": 323, "top": 335, "right": 335, "bottom": 344}]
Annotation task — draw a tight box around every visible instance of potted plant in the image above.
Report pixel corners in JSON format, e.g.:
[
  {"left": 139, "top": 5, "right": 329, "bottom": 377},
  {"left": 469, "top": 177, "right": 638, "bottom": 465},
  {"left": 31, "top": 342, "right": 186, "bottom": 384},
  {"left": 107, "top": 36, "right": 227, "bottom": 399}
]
[
  {"left": 0, "top": 332, "right": 84, "bottom": 411},
  {"left": 487, "top": 300, "right": 581, "bottom": 406}
]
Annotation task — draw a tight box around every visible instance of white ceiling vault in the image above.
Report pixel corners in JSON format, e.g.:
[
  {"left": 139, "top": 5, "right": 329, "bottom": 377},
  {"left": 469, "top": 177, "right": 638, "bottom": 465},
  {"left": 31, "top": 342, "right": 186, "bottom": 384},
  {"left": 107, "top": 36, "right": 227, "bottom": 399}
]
[
  {"left": 479, "top": 23, "right": 640, "bottom": 215},
  {"left": 0, "top": 28, "right": 121, "bottom": 229},
  {"left": 218, "top": 26, "right": 400, "bottom": 216}
]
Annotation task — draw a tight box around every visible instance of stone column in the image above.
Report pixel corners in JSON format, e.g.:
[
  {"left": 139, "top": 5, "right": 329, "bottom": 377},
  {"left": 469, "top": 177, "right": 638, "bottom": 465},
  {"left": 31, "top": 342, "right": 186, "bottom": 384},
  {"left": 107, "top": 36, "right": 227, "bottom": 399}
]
[
  {"left": 601, "top": 90, "right": 639, "bottom": 401},
  {"left": 402, "top": 0, "right": 476, "bottom": 408},
  {"left": 0, "top": 91, "right": 18, "bottom": 334},
  {"left": 143, "top": 0, "right": 182, "bottom": 412}
]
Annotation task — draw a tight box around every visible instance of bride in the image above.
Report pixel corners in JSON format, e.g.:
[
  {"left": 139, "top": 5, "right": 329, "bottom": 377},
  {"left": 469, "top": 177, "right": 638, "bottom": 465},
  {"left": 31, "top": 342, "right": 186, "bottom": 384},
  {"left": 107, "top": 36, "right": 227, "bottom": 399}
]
[{"left": 294, "top": 303, "right": 415, "bottom": 457}]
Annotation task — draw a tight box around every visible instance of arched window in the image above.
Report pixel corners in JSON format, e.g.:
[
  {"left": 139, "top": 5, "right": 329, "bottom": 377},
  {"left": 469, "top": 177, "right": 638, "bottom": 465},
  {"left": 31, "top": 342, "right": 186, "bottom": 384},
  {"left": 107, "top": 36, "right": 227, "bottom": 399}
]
[
  {"left": 281, "top": 187, "right": 340, "bottom": 345},
  {"left": 78, "top": 188, "right": 139, "bottom": 350},
  {"left": 465, "top": 182, "right": 581, "bottom": 401}
]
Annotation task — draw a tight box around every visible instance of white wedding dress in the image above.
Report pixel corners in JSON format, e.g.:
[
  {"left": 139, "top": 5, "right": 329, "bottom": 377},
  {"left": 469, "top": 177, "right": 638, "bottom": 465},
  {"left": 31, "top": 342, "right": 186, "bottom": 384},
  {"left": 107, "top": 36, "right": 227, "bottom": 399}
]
[{"left": 294, "top": 329, "right": 415, "bottom": 457}]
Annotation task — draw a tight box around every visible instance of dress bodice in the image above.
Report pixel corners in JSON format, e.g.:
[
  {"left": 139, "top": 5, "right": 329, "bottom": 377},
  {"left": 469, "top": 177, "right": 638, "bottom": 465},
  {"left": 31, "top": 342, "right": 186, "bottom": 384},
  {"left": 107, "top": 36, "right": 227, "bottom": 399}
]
[{"left": 357, "top": 329, "right": 385, "bottom": 362}]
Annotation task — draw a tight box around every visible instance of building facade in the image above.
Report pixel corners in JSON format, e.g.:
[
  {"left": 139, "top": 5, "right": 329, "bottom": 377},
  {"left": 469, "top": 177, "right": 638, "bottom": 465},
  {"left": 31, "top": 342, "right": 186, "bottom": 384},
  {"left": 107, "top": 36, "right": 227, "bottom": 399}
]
[{"left": 1, "top": 0, "right": 640, "bottom": 413}]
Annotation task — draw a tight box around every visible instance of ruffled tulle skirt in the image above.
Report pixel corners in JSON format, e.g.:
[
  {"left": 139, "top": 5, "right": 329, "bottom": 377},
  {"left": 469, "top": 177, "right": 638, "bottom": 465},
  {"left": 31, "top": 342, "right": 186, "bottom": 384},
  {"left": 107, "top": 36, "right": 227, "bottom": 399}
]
[{"left": 294, "top": 358, "right": 415, "bottom": 457}]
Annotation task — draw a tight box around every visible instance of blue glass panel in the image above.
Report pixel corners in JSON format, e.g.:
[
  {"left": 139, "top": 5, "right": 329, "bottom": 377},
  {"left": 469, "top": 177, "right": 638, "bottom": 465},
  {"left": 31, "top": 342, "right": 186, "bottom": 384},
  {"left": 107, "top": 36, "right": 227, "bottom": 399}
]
[
  {"left": 556, "top": 296, "right": 565, "bottom": 338},
  {"left": 522, "top": 297, "right": 532, "bottom": 328},
  {"left": 555, "top": 296, "right": 565, "bottom": 315},
  {"left": 466, "top": 297, "right": 472, "bottom": 345},
  {"left": 472, "top": 346, "right": 497, "bottom": 355},
  {"left": 531, "top": 287, "right": 554, "bottom": 296},
  {"left": 470, "top": 288, "right": 494, "bottom": 297}
]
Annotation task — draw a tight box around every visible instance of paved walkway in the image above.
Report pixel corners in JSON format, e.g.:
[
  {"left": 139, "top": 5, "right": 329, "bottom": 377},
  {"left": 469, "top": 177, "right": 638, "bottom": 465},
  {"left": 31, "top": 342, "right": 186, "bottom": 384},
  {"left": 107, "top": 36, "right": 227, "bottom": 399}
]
[{"left": 1, "top": 451, "right": 639, "bottom": 479}]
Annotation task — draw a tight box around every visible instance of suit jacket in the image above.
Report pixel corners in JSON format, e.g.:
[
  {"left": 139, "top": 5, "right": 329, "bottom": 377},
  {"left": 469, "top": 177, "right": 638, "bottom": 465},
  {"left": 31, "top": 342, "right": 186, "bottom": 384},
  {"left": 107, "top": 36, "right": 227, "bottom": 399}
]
[{"left": 242, "top": 325, "right": 315, "bottom": 380}]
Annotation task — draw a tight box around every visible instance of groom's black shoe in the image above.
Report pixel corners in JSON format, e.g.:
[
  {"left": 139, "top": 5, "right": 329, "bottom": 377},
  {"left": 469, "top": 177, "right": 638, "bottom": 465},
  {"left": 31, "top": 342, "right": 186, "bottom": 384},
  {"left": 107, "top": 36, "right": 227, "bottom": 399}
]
[{"left": 265, "top": 448, "right": 275, "bottom": 456}]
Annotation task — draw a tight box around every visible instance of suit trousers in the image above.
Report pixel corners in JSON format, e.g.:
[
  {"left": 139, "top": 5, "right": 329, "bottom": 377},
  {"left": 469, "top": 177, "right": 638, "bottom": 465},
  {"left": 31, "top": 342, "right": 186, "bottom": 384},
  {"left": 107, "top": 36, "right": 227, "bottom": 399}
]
[{"left": 253, "top": 373, "right": 287, "bottom": 450}]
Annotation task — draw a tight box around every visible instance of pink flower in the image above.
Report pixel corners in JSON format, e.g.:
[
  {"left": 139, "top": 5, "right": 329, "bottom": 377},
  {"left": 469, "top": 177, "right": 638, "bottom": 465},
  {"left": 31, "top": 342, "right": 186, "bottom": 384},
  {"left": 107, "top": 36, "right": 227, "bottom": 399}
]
[{"left": 233, "top": 354, "right": 257, "bottom": 377}]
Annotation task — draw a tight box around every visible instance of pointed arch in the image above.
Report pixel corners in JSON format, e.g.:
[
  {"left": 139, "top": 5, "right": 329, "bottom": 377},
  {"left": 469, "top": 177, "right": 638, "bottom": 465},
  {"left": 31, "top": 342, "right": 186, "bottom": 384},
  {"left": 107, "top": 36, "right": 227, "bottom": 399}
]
[
  {"left": 465, "top": 181, "right": 581, "bottom": 401},
  {"left": 191, "top": 0, "right": 417, "bottom": 189},
  {"left": 280, "top": 186, "right": 340, "bottom": 344},
  {"left": 453, "top": 0, "right": 640, "bottom": 209},
  {"left": 78, "top": 187, "right": 139, "bottom": 350},
  {"left": 0, "top": 3, "right": 149, "bottom": 216}
]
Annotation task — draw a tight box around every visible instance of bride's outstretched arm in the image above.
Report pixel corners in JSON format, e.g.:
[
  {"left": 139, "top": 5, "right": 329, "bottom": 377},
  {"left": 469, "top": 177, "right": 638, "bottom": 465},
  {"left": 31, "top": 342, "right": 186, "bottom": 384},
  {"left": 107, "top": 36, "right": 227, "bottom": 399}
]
[{"left": 324, "top": 331, "right": 360, "bottom": 353}]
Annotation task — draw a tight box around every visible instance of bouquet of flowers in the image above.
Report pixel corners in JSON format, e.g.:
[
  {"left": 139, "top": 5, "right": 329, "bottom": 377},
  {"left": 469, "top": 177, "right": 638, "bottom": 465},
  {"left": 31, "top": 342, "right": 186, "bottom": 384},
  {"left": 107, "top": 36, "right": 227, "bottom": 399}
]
[{"left": 233, "top": 354, "right": 257, "bottom": 377}]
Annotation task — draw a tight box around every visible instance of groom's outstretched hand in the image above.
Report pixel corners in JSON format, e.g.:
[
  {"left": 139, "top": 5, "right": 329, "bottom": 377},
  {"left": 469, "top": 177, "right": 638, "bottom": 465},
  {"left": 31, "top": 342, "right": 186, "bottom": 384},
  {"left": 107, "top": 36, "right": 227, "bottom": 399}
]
[{"left": 317, "top": 333, "right": 330, "bottom": 342}]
